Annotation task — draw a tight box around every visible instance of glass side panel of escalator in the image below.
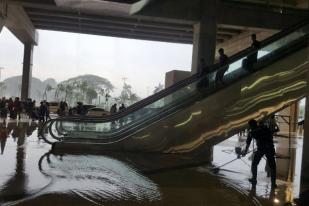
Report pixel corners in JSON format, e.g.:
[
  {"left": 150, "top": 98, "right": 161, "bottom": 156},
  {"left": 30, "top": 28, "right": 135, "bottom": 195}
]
[{"left": 55, "top": 22, "right": 309, "bottom": 139}]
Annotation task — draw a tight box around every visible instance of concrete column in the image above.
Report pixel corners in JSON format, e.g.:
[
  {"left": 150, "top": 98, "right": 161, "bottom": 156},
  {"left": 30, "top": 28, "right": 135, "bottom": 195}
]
[
  {"left": 0, "top": 18, "right": 3, "bottom": 33},
  {"left": 165, "top": 70, "right": 191, "bottom": 88},
  {"left": 191, "top": 0, "right": 217, "bottom": 74},
  {"left": 301, "top": 72, "right": 309, "bottom": 192},
  {"left": 0, "top": 0, "right": 6, "bottom": 33},
  {"left": 278, "top": 103, "right": 299, "bottom": 137},
  {"left": 21, "top": 43, "right": 33, "bottom": 100}
]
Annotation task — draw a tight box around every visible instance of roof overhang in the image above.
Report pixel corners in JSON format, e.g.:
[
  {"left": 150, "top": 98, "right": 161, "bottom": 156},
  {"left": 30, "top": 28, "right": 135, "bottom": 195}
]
[{"left": 6, "top": 0, "right": 308, "bottom": 45}]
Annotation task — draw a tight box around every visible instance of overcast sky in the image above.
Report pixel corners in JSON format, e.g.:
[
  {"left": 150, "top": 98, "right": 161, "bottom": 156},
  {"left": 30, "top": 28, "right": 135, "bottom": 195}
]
[{"left": 0, "top": 27, "right": 192, "bottom": 98}]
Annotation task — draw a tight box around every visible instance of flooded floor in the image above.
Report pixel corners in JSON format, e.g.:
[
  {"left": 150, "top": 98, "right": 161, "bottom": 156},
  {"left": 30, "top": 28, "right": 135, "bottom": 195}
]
[{"left": 0, "top": 118, "right": 304, "bottom": 205}]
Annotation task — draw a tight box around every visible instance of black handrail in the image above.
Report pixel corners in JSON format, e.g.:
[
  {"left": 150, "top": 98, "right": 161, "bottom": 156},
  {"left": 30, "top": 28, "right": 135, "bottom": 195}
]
[
  {"left": 44, "top": 28, "right": 309, "bottom": 144},
  {"left": 48, "top": 36, "right": 308, "bottom": 144},
  {"left": 47, "top": 17, "right": 309, "bottom": 124}
]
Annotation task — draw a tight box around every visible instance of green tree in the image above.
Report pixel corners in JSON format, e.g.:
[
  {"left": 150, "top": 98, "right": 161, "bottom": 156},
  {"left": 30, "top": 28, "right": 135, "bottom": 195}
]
[
  {"left": 129, "top": 93, "right": 139, "bottom": 103},
  {"left": 55, "top": 83, "right": 65, "bottom": 100},
  {"left": 119, "top": 82, "right": 140, "bottom": 105},
  {"left": 0, "top": 82, "right": 6, "bottom": 97},
  {"left": 86, "top": 87, "right": 97, "bottom": 104},
  {"left": 97, "top": 88, "right": 105, "bottom": 105},
  {"left": 65, "top": 84, "right": 74, "bottom": 104},
  {"left": 43, "top": 84, "right": 53, "bottom": 100},
  {"left": 153, "top": 83, "right": 164, "bottom": 94},
  {"left": 80, "top": 81, "right": 88, "bottom": 101}
]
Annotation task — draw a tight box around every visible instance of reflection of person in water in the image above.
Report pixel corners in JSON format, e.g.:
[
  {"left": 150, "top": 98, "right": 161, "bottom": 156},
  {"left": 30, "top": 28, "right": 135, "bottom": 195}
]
[
  {"left": 37, "top": 122, "right": 44, "bottom": 139},
  {"left": 0, "top": 103, "right": 8, "bottom": 124},
  {"left": 249, "top": 184, "right": 278, "bottom": 205},
  {"left": 26, "top": 121, "right": 38, "bottom": 137},
  {"left": 10, "top": 122, "right": 19, "bottom": 142},
  {"left": 0, "top": 124, "right": 8, "bottom": 155}
]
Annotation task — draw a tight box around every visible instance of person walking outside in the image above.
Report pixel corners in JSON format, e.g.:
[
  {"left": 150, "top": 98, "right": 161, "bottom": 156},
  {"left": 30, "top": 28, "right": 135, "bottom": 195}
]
[{"left": 242, "top": 119, "right": 277, "bottom": 188}]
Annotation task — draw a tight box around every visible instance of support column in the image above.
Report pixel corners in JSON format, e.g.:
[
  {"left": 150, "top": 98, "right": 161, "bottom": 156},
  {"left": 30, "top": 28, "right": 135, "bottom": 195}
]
[
  {"left": 301, "top": 72, "right": 309, "bottom": 193},
  {"left": 21, "top": 43, "right": 33, "bottom": 100},
  {"left": 278, "top": 103, "right": 299, "bottom": 136},
  {"left": 0, "top": 18, "right": 3, "bottom": 33},
  {"left": 191, "top": 0, "right": 217, "bottom": 74},
  {"left": 0, "top": 0, "right": 6, "bottom": 33}
]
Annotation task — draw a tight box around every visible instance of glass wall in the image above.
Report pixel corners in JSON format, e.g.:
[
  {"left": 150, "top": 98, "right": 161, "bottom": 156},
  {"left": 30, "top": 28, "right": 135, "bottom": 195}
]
[
  {"left": 0, "top": 27, "right": 24, "bottom": 98},
  {"left": 32, "top": 30, "right": 192, "bottom": 109}
]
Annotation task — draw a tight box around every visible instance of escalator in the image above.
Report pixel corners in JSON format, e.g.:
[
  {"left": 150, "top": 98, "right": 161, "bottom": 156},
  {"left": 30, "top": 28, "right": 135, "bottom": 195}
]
[{"left": 43, "top": 19, "right": 309, "bottom": 154}]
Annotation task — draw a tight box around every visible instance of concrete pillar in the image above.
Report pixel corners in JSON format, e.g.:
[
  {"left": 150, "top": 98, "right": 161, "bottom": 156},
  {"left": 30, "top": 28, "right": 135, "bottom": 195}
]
[
  {"left": 301, "top": 71, "right": 309, "bottom": 192},
  {"left": 165, "top": 70, "right": 191, "bottom": 88},
  {"left": 278, "top": 103, "right": 299, "bottom": 137},
  {"left": 21, "top": 43, "right": 33, "bottom": 100},
  {"left": 0, "top": 18, "right": 3, "bottom": 33},
  {"left": 0, "top": 0, "right": 6, "bottom": 33},
  {"left": 191, "top": 0, "right": 217, "bottom": 74}
]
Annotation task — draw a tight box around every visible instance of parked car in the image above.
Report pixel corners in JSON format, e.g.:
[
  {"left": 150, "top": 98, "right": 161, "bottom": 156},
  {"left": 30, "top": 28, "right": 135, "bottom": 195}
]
[
  {"left": 69, "top": 103, "right": 96, "bottom": 115},
  {"left": 87, "top": 107, "right": 110, "bottom": 117},
  {"left": 48, "top": 101, "right": 60, "bottom": 114}
]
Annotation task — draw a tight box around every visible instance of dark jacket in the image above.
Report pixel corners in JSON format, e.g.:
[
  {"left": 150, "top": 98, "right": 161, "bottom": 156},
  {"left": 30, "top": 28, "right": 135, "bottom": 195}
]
[{"left": 246, "top": 125, "right": 274, "bottom": 152}]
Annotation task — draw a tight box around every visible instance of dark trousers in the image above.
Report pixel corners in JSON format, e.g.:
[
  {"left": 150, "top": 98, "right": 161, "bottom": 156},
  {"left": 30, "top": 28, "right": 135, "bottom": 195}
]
[
  {"left": 252, "top": 149, "right": 276, "bottom": 184},
  {"left": 215, "top": 67, "right": 228, "bottom": 84}
]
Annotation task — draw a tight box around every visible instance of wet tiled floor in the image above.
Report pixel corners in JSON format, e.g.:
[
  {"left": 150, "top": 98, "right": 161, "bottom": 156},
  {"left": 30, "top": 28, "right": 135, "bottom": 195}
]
[
  {"left": 212, "top": 132, "right": 303, "bottom": 205},
  {"left": 0, "top": 118, "right": 304, "bottom": 205}
]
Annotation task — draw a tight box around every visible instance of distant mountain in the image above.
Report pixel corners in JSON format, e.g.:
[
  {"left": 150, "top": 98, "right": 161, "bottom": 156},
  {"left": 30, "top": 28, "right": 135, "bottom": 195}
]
[
  {"left": 2, "top": 76, "right": 57, "bottom": 101},
  {"left": 1, "top": 74, "right": 114, "bottom": 102},
  {"left": 43, "top": 78, "right": 57, "bottom": 88}
]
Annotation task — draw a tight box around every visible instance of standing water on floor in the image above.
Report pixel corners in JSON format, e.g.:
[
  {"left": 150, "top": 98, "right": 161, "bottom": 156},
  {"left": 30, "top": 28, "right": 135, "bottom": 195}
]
[
  {"left": 212, "top": 131, "right": 304, "bottom": 205},
  {"left": 0, "top": 119, "right": 302, "bottom": 205}
]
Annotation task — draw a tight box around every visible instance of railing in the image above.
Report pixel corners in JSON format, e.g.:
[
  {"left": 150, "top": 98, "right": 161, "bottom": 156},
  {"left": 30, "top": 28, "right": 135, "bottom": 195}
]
[
  {"left": 41, "top": 18, "right": 309, "bottom": 144},
  {"left": 46, "top": 17, "right": 309, "bottom": 123}
]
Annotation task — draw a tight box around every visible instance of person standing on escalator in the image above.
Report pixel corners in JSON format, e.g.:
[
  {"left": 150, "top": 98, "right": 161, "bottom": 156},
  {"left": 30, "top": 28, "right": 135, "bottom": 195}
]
[
  {"left": 215, "top": 48, "right": 229, "bottom": 85},
  {"left": 242, "top": 119, "right": 277, "bottom": 188},
  {"left": 243, "top": 34, "right": 261, "bottom": 70}
]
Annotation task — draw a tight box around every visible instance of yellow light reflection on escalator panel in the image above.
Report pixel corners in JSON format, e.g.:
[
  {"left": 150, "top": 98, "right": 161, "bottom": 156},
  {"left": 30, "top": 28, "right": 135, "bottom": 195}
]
[
  {"left": 241, "top": 62, "right": 308, "bottom": 93},
  {"left": 174, "top": 111, "right": 202, "bottom": 128},
  {"left": 227, "top": 81, "right": 306, "bottom": 117}
]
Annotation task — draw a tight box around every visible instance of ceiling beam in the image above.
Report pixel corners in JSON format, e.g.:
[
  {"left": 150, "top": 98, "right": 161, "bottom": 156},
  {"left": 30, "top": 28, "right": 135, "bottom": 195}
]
[
  {"left": 5, "top": 4, "right": 38, "bottom": 44},
  {"left": 35, "top": 24, "right": 193, "bottom": 44},
  {"left": 32, "top": 19, "right": 193, "bottom": 41},
  {"left": 25, "top": 8, "right": 193, "bottom": 32},
  {"left": 218, "top": 1, "right": 308, "bottom": 30},
  {"left": 30, "top": 16, "right": 193, "bottom": 38},
  {"left": 135, "top": 0, "right": 308, "bottom": 30}
]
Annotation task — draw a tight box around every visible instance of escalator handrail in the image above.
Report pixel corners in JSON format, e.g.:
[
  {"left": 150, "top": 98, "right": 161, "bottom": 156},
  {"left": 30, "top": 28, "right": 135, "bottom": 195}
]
[
  {"left": 49, "top": 17, "right": 309, "bottom": 124},
  {"left": 43, "top": 28, "right": 309, "bottom": 144},
  {"left": 52, "top": 36, "right": 309, "bottom": 143}
]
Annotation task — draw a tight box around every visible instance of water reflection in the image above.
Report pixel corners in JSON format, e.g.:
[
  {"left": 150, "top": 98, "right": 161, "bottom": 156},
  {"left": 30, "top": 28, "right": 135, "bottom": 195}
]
[
  {"left": 0, "top": 124, "right": 8, "bottom": 154},
  {"left": 0, "top": 119, "right": 300, "bottom": 205},
  {"left": 212, "top": 133, "right": 303, "bottom": 205},
  {"left": 37, "top": 153, "right": 161, "bottom": 203},
  {"left": 0, "top": 120, "right": 50, "bottom": 205},
  {"left": 0, "top": 121, "right": 28, "bottom": 202}
]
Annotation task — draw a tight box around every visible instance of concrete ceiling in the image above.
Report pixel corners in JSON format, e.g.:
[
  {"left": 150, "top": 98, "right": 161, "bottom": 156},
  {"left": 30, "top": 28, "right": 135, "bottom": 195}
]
[
  {"left": 7, "top": 0, "right": 245, "bottom": 44},
  {"left": 6, "top": 0, "right": 307, "bottom": 45}
]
